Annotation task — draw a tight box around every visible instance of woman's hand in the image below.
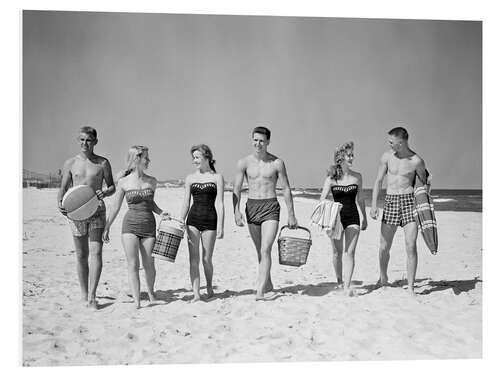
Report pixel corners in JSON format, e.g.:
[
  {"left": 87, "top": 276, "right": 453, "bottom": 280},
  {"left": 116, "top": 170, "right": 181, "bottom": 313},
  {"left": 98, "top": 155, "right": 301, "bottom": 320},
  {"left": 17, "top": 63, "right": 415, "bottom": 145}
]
[
  {"left": 361, "top": 218, "right": 368, "bottom": 231},
  {"left": 160, "top": 211, "right": 171, "bottom": 220},
  {"left": 58, "top": 201, "right": 68, "bottom": 216},
  {"left": 216, "top": 227, "right": 224, "bottom": 239}
]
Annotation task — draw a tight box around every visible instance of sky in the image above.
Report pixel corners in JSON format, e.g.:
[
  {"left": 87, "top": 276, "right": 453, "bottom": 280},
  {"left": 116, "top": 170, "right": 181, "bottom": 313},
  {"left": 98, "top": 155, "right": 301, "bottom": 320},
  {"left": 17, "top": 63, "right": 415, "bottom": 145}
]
[{"left": 23, "top": 11, "right": 482, "bottom": 189}]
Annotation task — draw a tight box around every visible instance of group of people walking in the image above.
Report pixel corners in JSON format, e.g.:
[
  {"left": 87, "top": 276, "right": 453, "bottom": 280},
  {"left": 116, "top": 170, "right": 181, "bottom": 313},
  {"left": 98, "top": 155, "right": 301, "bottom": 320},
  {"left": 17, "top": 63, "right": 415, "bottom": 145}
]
[{"left": 57, "top": 125, "right": 427, "bottom": 310}]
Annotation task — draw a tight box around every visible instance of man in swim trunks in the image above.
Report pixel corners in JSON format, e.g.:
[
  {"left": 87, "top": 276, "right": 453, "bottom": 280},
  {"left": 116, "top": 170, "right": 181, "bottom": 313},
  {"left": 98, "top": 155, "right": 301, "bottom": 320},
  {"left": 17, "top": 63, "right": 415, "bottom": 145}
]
[
  {"left": 370, "top": 127, "right": 427, "bottom": 295},
  {"left": 57, "top": 126, "right": 115, "bottom": 309},
  {"left": 233, "top": 126, "right": 298, "bottom": 300}
]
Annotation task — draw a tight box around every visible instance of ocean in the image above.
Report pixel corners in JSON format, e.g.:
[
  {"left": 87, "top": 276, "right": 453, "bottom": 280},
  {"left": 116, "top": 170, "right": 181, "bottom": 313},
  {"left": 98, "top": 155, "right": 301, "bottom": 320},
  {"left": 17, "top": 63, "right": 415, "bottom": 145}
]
[{"left": 290, "top": 188, "right": 482, "bottom": 212}]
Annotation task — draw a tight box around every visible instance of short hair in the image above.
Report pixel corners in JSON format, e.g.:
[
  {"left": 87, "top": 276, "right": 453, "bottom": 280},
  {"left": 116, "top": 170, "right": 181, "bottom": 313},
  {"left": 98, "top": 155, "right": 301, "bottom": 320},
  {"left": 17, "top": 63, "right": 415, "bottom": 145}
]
[
  {"left": 79, "top": 126, "right": 97, "bottom": 139},
  {"left": 388, "top": 127, "right": 409, "bottom": 140},
  {"left": 252, "top": 126, "right": 271, "bottom": 140}
]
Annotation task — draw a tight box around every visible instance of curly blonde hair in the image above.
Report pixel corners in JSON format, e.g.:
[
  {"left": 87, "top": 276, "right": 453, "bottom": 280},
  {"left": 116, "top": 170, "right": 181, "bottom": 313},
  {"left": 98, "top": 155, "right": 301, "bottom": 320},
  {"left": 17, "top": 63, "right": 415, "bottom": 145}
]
[
  {"left": 123, "top": 145, "right": 149, "bottom": 176},
  {"left": 326, "top": 141, "right": 354, "bottom": 181}
]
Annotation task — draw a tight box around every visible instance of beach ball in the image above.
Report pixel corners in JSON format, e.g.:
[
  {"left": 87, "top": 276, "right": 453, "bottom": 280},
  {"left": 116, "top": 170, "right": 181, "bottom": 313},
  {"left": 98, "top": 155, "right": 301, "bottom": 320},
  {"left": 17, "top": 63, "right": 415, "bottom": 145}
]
[{"left": 62, "top": 185, "right": 100, "bottom": 221}]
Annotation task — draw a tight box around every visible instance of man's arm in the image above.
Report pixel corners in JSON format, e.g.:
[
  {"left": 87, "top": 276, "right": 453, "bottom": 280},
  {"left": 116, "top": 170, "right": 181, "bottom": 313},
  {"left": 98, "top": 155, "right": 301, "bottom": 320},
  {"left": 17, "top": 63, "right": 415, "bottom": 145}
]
[
  {"left": 98, "top": 159, "right": 116, "bottom": 199},
  {"left": 415, "top": 157, "right": 428, "bottom": 185},
  {"left": 215, "top": 174, "right": 225, "bottom": 238},
  {"left": 57, "top": 159, "right": 73, "bottom": 215},
  {"left": 356, "top": 173, "right": 368, "bottom": 229},
  {"left": 102, "top": 179, "right": 126, "bottom": 242},
  {"left": 277, "top": 159, "right": 297, "bottom": 228},
  {"left": 370, "top": 153, "right": 388, "bottom": 219},
  {"left": 232, "top": 159, "right": 246, "bottom": 226}
]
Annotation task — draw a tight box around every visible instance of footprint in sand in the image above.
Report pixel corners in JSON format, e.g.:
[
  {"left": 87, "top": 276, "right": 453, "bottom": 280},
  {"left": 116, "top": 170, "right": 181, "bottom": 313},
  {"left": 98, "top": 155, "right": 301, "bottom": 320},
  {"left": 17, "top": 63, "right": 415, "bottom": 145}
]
[{"left": 126, "top": 332, "right": 139, "bottom": 342}]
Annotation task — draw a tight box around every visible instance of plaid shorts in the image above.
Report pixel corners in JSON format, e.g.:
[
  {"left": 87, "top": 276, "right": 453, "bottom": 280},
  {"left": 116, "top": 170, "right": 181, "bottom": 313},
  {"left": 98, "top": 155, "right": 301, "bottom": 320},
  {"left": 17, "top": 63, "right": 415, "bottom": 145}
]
[
  {"left": 68, "top": 201, "right": 106, "bottom": 238},
  {"left": 382, "top": 193, "right": 415, "bottom": 227}
]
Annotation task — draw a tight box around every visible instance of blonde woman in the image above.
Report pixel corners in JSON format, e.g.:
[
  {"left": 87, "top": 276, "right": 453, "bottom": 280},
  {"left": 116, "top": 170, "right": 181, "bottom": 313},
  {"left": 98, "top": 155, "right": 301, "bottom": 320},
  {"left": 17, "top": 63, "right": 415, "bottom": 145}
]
[
  {"left": 319, "top": 141, "right": 367, "bottom": 296},
  {"left": 179, "top": 144, "right": 224, "bottom": 302},
  {"left": 103, "top": 146, "right": 170, "bottom": 309}
]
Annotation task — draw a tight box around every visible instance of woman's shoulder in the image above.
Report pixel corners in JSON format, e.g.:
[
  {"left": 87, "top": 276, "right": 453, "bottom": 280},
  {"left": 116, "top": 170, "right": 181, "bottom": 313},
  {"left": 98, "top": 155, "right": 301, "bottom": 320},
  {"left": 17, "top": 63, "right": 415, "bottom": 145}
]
[
  {"left": 324, "top": 175, "right": 335, "bottom": 185},
  {"left": 214, "top": 172, "right": 224, "bottom": 183},
  {"left": 350, "top": 170, "right": 363, "bottom": 181}
]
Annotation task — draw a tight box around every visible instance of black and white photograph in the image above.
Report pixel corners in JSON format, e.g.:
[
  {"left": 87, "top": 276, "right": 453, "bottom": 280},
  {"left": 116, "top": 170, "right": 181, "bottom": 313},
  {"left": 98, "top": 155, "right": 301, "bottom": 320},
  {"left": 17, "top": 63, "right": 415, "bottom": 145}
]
[{"left": 14, "top": 1, "right": 492, "bottom": 370}]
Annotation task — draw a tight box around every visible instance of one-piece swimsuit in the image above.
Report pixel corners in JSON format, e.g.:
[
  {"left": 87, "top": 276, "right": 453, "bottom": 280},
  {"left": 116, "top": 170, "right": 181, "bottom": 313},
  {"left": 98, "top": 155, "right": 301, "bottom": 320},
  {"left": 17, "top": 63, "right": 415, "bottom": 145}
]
[
  {"left": 331, "top": 184, "right": 360, "bottom": 229},
  {"left": 122, "top": 188, "right": 156, "bottom": 239},
  {"left": 186, "top": 182, "right": 218, "bottom": 231}
]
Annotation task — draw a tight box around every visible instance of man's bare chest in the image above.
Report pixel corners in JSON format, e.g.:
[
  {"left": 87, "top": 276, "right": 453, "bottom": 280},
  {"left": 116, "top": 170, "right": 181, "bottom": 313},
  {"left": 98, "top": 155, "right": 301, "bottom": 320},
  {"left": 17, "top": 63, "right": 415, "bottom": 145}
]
[
  {"left": 388, "top": 157, "right": 416, "bottom": 176},
  {"left": 246, "top": 163, "right": 278, "bottom": 180},
  {"left": 72, "top": 159, "right": 103, "bottom": 181}
]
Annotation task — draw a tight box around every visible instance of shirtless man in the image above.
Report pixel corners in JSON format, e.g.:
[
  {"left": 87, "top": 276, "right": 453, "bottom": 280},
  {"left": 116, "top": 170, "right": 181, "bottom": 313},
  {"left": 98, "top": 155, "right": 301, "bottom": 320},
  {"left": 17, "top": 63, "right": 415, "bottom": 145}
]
[
  {"left": 57, "top": 126, "right": 115, "bottom": 309},
  {"left": 370, "top": 127, "right": 427, "bottom": 295},
  {"left": 233, "top": 126, "right": 298, "bottom": 300}
]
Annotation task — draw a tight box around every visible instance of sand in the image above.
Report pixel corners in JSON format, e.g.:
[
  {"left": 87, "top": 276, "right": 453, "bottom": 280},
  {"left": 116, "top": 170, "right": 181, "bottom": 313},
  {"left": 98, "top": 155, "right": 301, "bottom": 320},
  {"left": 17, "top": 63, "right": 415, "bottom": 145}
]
[{"left": 22, "top": 187, "right": 482, "bottom": 365}]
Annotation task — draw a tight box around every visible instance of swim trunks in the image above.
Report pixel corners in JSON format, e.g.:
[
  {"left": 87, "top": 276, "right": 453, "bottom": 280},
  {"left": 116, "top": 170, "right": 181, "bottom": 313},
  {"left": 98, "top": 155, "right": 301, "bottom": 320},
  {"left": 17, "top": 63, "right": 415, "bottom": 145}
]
[
  {"left": 245, "top": 197, "right": 280, "bottom": 225},
  {"left": 186, "top": 182, "right": 218, "bottom": 231},
  {"left": 382, "top": 193, "right": 415, "bottom": 227},
  {"left": 122, "top": 188, "right": 156, "bottom": 239},
  {"left": 68, "top": 200, "right": 106, "bottom": 242},
  {"left": 331, "top": 184, "right": 360, "bottom": 229}
]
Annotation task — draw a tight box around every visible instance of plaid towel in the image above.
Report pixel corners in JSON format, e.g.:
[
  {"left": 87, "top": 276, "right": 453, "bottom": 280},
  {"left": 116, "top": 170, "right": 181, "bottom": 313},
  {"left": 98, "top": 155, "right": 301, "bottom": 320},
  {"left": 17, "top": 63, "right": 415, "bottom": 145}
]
[
  {"left": 413, "top": 169, "right": 438, "bottom": 253},
  {"left": 310, "top": 200, "right": 343, "bottom": 240}
]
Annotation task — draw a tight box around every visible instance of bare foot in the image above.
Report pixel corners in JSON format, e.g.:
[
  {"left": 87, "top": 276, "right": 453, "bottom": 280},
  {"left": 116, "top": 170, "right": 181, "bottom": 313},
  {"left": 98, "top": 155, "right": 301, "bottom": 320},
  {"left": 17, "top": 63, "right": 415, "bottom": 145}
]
[
  {"left": 87, "top": 300, "right": 99, "bottom": 310},
  {"left": 190, "top": 295, "right": 201, "bottom": 303},
  {"left": 264, "top": 281, "right": 274, "bottom": 293},
  {"left": 206, "top": 287, "right": 215, "bottom": 300},
  {"left": 256, "top": 291, "right": 278, "bottom": 301},
  {"left": 80, "top": 293, "right": 89, "bottom": 306},
  {"left": 344, "top": 287, "right": 356, "bottom": 297},
  {"left": 376, "top": 278, "right": 390, "bottom": 288},
  {"left": 407, "top": 288, "right": 417, "bottom": 297},
  {"left": 148, "top": 292, "right": 158, "bottom": 303}
]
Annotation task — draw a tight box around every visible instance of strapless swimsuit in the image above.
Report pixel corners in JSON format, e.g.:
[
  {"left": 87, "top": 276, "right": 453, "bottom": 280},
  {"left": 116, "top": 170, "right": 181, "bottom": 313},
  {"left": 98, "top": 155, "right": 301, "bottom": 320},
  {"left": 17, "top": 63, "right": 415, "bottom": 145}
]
[
  {"left": 331, "top": 184, "right": 360, "bottom": 229},
  {"left": 122, "top": 188, "right": 156, "bottom": 239},
  {"left": 186, "top": 182, "right": 218, "bottom": 231}
]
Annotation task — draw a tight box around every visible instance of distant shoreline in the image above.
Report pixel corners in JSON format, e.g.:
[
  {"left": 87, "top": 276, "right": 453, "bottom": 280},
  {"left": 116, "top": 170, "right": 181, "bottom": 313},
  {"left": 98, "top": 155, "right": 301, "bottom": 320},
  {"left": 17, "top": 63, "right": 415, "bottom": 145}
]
[{"left": 23, "top": 186, "right": 482, "bottom": 212}]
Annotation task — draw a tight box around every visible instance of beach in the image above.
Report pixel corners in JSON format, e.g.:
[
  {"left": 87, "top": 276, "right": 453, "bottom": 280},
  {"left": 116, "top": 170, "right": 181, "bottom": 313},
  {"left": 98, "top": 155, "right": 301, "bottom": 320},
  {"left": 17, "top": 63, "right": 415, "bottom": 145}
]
[{"left": 22, "top": 187, "right": 482, "bottom": 365}]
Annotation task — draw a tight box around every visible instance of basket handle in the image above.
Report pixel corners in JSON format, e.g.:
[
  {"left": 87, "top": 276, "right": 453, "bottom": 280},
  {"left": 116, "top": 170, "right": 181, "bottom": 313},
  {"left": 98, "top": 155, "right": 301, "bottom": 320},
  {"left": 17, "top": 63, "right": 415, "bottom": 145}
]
[
  {"left": 278, "top": 225, "right": 312, "bottom": 240},
  {"left": 157, "top": 216, "right": 185, "bottom": 230}
]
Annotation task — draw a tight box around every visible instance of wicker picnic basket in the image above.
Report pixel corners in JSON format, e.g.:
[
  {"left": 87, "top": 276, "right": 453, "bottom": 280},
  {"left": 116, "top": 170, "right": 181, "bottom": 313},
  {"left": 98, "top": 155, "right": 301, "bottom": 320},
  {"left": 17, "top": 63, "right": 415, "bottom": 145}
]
[
  {"left": 152, "top": 218, "right": 185, "bottom": 263},
  {"left": 278, "top": 225, "right": 312, "bottom": 267}
]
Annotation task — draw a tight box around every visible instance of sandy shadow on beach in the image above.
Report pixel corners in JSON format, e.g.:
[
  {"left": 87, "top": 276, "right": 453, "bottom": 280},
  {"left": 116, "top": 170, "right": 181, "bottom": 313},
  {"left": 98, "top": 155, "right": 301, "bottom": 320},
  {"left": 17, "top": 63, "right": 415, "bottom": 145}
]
[
  {"left": 358, "top": 278, "right": 430, "bottom": 295},
  {"left": 140, "top": 289, "right": 191, "bottom": 303},
  {"left": 418, "top": 278, "right": 482, "bottom": 295},
  {"left": 358, "top": 277, "right": 482, "bottom": 296},
  {"left": 207, "top": 288, "right": 256, "bottom": 301},
  {"left": 275, "top": 281, "right": 362, "bottom": 296}
]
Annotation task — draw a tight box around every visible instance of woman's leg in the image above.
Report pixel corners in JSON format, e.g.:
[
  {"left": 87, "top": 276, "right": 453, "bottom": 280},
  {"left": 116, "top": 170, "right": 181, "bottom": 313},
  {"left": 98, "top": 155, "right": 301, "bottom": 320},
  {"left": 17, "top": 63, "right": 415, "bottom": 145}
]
[
  {"left": 121, "top": 233, "right": 141, "bottom": 308},
  {"left": 139, "top": 236, "right": 157, "bottom": 302},
  {"left": 343, "top": 225, "right": 361, "bottom": 296},
  {"left": 200, "top": 230, "right": 217, "bottom": 298},
  {"left": 330, "top": 231, "right": 344, "bottom": 286},
  {"left": 187, "top": 225, "right": 202, "bottom": 302}
]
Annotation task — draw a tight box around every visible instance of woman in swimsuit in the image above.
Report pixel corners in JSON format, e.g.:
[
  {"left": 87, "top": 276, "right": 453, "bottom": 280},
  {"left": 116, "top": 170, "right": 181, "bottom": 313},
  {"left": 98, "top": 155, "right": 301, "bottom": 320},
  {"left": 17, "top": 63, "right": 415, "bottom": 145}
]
[
  {"left": 103, "top": 146, "right": 170, "bottom": 309},
  {"left": 319, "top": 141, "right": 367, "bottom": 296},
  {"left": 179, "top": 144, "right": 225, "bottom": 302}
]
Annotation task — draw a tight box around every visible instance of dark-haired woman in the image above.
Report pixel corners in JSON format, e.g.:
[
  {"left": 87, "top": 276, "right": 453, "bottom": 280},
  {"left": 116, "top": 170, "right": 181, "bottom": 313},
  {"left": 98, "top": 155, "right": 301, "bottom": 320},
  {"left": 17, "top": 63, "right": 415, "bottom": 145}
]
[
  {"left": 319, "top": 141, "right": 367, "bottom": 296},
  {"left": 179, "top": 144, "right": 225, "bottom": 302}
]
